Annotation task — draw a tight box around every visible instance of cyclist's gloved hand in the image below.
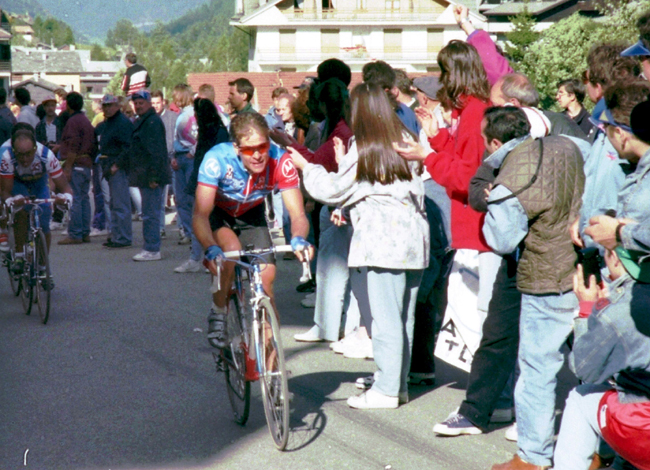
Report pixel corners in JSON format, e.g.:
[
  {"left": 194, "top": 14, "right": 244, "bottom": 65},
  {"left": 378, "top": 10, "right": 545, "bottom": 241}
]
[
  {"left": 205, "top": 245, "right": 225, "bottom": 263},
  {"left": 55, "top": 193, "right": 73, "bottom": 209},
  {"left": 5, "top": 195, "right": 25, "bottom": 207},
  {"left": 290, "top": 236, "right": 311, "bottom": 252}
]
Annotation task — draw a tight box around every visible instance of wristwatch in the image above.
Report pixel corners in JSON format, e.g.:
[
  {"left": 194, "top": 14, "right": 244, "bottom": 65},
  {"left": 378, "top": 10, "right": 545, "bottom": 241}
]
[{"left": 615, "top": 223, "right": 624, "bottom": 245}]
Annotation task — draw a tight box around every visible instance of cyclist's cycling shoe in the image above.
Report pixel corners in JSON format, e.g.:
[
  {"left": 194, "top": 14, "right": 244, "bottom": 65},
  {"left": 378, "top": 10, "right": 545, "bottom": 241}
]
[
  {"left": 11, "top": 257, "right": 25, "bottom": 274},
  {"left": 207, "top": 309, "right": 228, "bottom": 349}
]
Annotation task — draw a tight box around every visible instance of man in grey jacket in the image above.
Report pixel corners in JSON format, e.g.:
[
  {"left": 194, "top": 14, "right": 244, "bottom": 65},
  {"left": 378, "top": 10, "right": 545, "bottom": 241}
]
[{"left": 151, "top": 90, "right": 177, "bottom": 238}]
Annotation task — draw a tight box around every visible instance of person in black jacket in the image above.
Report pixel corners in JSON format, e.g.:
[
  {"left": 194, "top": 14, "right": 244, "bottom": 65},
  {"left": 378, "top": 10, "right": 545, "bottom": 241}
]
[
  {"left": 35, "top": 95, "right": 63, "bottom": 154},
  {"left": 129, "top": 90, "right": 171, "bottom": 261},
  {"left": 96, "top": 94, "right": 134, "bottom": 249}
]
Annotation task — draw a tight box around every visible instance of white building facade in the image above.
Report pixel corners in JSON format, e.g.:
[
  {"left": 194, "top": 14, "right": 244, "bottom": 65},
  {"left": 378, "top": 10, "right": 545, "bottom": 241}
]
[{"left": 231, "top": 0, "right": 487, "bottom": 73}]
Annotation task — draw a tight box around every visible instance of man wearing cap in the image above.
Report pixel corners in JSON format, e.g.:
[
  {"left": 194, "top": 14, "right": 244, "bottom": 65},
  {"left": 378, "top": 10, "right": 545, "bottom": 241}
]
[
  {"left": 35, "top": 95, "right": 62, "bottom": 155},
  {"left": 412, "top": 76, "right": 447, "bottom": 129},
  {"left": 128, "top": 90, "right": 170, "bottom": 261},
  {"left": 95, "top": 94, "right": 134, "bottom": 249},
  {"left": 621, "top": 11, "right": 650, "bottom": 81}
]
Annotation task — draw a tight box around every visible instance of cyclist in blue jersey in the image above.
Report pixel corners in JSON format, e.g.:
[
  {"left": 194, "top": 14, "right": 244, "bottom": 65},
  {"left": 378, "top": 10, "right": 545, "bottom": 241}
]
[
  {"left": 0, "top": 125, "right": 72, "bottom": 256},
  {"left": 194, "top": 112, "right": 314, "bottom": 348}
]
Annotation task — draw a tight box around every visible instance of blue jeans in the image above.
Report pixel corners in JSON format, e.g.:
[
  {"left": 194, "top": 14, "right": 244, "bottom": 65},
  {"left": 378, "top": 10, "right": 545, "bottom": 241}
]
[
  {"left": 108, "top": 169, "right": 132, "bottom": 245},
  {"left": 140, "top": 186, "right": 162, "bottom": 252},
  {"left": 92, "top": 163, "right": 106, "bottom": 230},
  {"left": 174, "top": 152, "right": 202, "bottom": 261},
  {"left": 350, "top": 267, "right": 423, "bottom": 397},
  {"left": 553, "top": 383, "right": 611, "bottom": 470},
  {"left": 69, "top": 167, "right": 91, "bottom": 240},
  {"left": 313, "top": 205, "right": 355, "bottom": 341},
  {"left": 515, "top": 291, "right": 577, "bottom": 467}
]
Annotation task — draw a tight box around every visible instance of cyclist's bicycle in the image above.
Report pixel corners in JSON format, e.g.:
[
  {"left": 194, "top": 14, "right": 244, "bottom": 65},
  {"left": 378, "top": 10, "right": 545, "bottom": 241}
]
[
  {"left": 2, "top": 198, "right": 60, "bottom": 324},
  {"left": 212, "top": 244, "right": 309, "bottom": 451}
]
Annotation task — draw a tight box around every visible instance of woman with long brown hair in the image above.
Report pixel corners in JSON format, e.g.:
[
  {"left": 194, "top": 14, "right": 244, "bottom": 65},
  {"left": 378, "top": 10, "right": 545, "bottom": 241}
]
[{"left": 290, "top": 82, "right": 429, "bottom": 409}]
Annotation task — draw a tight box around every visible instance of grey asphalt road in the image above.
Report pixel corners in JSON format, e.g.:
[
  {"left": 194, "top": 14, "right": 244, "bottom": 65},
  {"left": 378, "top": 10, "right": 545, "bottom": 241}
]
[{"left": 0, "top": 221, "right": 575, "bottom": 470}]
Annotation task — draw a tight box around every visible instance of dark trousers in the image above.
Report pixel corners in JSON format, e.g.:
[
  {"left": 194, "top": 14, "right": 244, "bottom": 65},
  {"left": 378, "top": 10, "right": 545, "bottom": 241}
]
[{"left": 458, "top": 253, "right": 521, "bottom": 430}]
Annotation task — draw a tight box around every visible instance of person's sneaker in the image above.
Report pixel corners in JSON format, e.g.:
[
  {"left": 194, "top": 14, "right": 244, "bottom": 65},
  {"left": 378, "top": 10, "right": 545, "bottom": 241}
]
[
  {"left": 504, "top": 423, "right": 518, "bottom": 442},
  {"left": 408, "top": 372, "right": 436, "bottom": 386},
  {"left": 102, "top": 240, "right": 132, "bottom": 248},
  {"left": 178, "top": 236, "right": 191, "bottom": 245},
  {"left": 207, "top": 309, "right": 227, "bottom": 349},
  {"left": 491, "top": 407, "right": 514, "bottom": 423},
  {"left": 296, "top": 279, "right": 316, "bottom": 293},
  {"left": 331, "top": 332, "right": 360, "bottom": 354},
  {"left": 50, "top": 221, "right": 64, "bottom": 231},
  {"left": 343, "top": 335, "right": 373, "bottom": 359},
  {"left": 0, "top": 232, "right": 8, "bottom": 252},
  {"left": 133, "top": 250, "right": 162, "bottom": 262},
  {"left": 174, "top": 258, "right": 201, "bottom": 273},
  {"left": 300, "top": 293, "right": 316, "bottom": 308},
  {"left": 89, "top": 228, "right": 108, "bottom": 237},
  {"left": 347, "top": 389, "right": 398, "bottom": 409},
  {"left": 433, "top": 412, "right": 483, "bottom": 436},
  {"left": 294, "top": 325, "right": 324, "bottom": 342}
]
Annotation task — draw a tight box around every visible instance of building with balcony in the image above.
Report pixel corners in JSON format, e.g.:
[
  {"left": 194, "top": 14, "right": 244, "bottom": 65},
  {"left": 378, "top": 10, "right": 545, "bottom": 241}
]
[
  {"left": 231, "top": 0, "right": 486, "bottom": 73},
  {"left": 0, "top": 10, "right": 11, "bottom": 95}
]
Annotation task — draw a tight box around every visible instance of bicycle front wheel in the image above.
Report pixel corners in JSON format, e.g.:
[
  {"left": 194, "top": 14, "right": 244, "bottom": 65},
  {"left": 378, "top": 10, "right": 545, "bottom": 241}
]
[
  {"left": 5, "top": 251, "right": 20, "bottom": 296},
  {"left": 255, "top": 300, "right": 290, "bottom": 450},
  {"left": 19, "top": 265, "right": 32, "bottom": 315},
  {"left": 223, "top": 292, "right": 251, "bottom": 425},
  {"left": 33, "top": 231, "right": 51, "bottom": 324}
]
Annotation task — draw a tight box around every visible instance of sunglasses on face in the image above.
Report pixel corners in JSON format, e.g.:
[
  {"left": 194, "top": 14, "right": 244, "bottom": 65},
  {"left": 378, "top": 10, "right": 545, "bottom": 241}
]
[{"left": 238, "top": 141, "right": 270, "bottom": 157}]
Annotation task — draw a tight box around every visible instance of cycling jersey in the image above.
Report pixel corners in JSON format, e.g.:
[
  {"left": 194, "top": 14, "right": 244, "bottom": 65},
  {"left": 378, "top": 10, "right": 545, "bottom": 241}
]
[
  {"left": 197, "top": 142, "right": 300, "bottom": 217},
  {"left": 0, "top": 141, "right": 63, "bottom": 183}
]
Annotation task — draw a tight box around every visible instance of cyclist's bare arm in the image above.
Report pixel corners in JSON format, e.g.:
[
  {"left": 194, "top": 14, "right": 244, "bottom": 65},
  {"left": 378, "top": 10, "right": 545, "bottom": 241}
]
[
  {"left": 52, "top": 174, "right": 73, "bottom": 204},
  {"left": 281, "top": 188, "right": 314, "bottom": 261},
  {"left": 193, "top": 183, "right": 220, "bottom": 275}
]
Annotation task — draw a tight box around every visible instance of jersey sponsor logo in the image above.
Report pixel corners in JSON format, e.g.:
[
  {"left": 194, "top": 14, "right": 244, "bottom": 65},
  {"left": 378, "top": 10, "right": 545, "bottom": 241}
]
[
  {"left": 0, "top": 158, "right": 9, "bottom": 174},
  {"left": 224, "top": 165, "right": 234, "bottom": 181},
  {"left": 281, "top": 158, "right": 298, "bottom": 182},
  {"left": 202, "top": 158, "right": 221, "bottom": 179}
]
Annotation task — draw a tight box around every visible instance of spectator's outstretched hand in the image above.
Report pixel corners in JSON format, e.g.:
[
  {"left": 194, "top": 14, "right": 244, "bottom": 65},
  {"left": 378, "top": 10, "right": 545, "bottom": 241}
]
[
  {"left": 573, "top": 264, "right": 602, "bottom": 302},
  {"left": 453, "top": 5, "right": 469, "bottom": 25},
  {"left": 415, "top": 106, "right": 439, "bottom": 138},
  {"left": 286, "top": 146, "right": 308, "bottom": 170},
  {"left": 393, "top": 138, "right": 428, "bottom": 162}
]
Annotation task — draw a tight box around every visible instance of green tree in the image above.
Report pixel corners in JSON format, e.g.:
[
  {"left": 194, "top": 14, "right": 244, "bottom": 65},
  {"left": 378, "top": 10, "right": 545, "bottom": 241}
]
[
  {"left": 105, "top": 19, "right": 141, "bottom": 49},
  {"left": 90, "top": 43, "right": 109, "bottom": 61},
  {"left": 32, "top": 15, "right": 75, "bottom": 47},
  {"left": 505, "top": 7, "right": 541, "bottom": 65}
]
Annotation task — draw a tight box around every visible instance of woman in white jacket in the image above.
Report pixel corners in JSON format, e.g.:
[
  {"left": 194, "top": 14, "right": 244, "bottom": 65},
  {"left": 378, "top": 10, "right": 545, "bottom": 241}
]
[{"left": 289, "top": 82, "right": 430, "bottom": 408}]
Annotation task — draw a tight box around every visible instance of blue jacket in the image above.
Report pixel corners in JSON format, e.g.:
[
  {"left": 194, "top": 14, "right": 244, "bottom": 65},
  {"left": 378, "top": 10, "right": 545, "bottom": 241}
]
[
  {"left": 618, "top": 148, "right": 650, "bottom": 253},
  {"left": 571, "top": 274, "right": 650, "bottom": 402}
]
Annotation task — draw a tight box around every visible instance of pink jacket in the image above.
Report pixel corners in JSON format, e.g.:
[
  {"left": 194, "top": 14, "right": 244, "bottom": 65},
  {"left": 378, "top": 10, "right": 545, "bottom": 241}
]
[{"left": 467, "top": 30, "right": 514, "bottom": 86}]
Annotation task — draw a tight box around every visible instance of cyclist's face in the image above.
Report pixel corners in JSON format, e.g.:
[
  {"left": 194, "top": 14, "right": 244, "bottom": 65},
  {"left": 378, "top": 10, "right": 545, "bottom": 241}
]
[
  {"left": 13, "top": 137, "right": 37, "bottom": 168},
  {"left": 235, "top": 128, "right": 270, "bottom": 175}
]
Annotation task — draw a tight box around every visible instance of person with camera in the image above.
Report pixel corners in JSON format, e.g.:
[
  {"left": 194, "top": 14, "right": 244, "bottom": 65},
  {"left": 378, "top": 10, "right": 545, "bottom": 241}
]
[{"left": 478, "top": 107, "right": 585, "bottom": 470}]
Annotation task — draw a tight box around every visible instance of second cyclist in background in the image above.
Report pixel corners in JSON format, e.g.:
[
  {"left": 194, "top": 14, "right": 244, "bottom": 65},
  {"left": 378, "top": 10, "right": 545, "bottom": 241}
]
[
  {"left": 193, "top": 112, "right": 313, "bottom": 348},
  {"left": 0, "top": 124, "right": 72, "bottom": 267}
]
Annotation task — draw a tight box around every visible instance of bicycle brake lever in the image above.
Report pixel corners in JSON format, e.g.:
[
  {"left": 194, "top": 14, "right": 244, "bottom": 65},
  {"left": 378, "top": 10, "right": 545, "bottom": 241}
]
[{"left": 211, "top": 261, "right": 222, "bottom": 294}]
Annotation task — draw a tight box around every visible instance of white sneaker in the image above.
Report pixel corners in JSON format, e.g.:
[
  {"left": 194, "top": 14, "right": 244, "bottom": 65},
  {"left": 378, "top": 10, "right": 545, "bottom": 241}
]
[
  {"left": 61, "top": 228, "right": 68, "bottom": 236},
  {"left": 174, "top": 258, "right": 201, "bottom": 273},
  {"left": 343, "top": 335, "right": 374, "bottom": 359},
  {"left": 347, "top": 389, "right": 398, "bottom": 409},
  {"left": 505, "top": 423, "right": 518, "bottom": 442},
  {"left": 90, "top": 228, "right": 109, "bottom": 237},
  {"left": 133, "top": 250, "right": 161, "bottom": 262},
  {"left": 300, "top": 294, "right": 316, "bottom": 308},
  {"left": 50, "top": 222, "right": 64, "bottom": 231},
  {"left": 331, "top": 332, "right": 359, "bottom": 354},
  {"left": 294, "top": 325, "right": 324, "bottom": 342}
]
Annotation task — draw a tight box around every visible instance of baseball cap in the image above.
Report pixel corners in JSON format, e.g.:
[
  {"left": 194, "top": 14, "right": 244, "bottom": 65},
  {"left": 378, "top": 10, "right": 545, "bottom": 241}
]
[
  {"left": 41, "top": 94, "right": 56, "bottom": 104},
  {"left": 621, "top": 39, "right": 650, "bottom": 58},
  {"left": 615, "top": 246, "right": 650, "bottom": 282},
  {"left": 131, "top": 90, "right": 151, "bottom": 101},
  {"left": 412, "top": 76, "right": 442, "bottom": 100},
  {"left": 294, "top": 77, "right": 317, "bottom": 90},
  {"left": 591, "top": 104, "right": 633, "bottom": 133},
  {"left": 101, "top": 94, "right": 119, "bottom": 105}
]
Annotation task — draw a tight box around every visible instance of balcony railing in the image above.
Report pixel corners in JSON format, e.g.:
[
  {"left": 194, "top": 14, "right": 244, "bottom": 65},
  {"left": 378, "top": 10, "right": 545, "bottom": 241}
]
[
  {"left": 283, "top": 8, "right": 441, "bottom": 21},
  {"left": 0, "top": 61, "right": 10, "bottom": 72},
  {"left": 258, "top": 47, "right": 438, "bottom": 62}
]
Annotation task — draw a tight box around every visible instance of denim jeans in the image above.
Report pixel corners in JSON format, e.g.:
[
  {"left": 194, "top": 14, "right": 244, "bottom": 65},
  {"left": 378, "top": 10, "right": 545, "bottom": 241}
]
[
  {"left": 108, "top": 169, "right": 132, "bottom": 245},
  {"left": 174, "top": 152, "right": 202, "bottom": 261},
  {"left": 553, "top": 383, "right": 611, "bottom": 470},
  {"left": 140, "top": 186, "right": 162, "bottom": 252},
  {"left": 313, "top": 205, "right": 355, "bottom": 341},
  {"left": 91, "top": 163, "right": 106, "bottom": 230},
  {"left": 350, "top": 267, "right": 423, "bottom": 397},
  {"left": 68, "top": 167, "right": 91, "bottom": 240},
  {"left": 99, "top": 168, "right": 111, "bottom": 232},
  {"left": 515, "top": 291, "right": 577, "bottom": 467}
]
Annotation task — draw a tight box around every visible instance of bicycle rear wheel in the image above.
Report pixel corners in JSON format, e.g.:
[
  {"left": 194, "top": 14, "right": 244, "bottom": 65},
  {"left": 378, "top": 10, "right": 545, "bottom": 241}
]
[
  {"left": 255, "top": 300, "right": 290, "bottom": 450},
  {"left": 223, "top": 291, "right": 251, "bottom": 425},
  {"left": 33, "top": 231, "right": 51, "bottom": 324}
]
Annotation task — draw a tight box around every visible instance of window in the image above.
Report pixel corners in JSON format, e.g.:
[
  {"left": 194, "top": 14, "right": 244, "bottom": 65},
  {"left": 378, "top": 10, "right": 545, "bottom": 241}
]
[
  {"left": 279, "top": 29, "right": 296, "bottom": 55},
  {"left": 321, "top": 29, "right": 340, "bottom": 55},
  {"left": 386, "top": 0, "right": 400, "bottom": 10},
  {"left": 384, "top": 29, "right": 402, "bottom": 58}
]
